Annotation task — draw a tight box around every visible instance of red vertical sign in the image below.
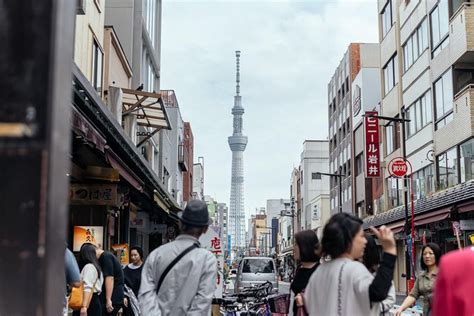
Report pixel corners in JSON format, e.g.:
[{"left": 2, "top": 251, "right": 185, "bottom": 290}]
[{"left": 364, "top": 111, "right": 380, "bottom": 178}]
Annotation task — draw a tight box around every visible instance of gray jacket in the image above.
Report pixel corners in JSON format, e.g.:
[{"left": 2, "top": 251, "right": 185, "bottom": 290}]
[{"left": 139, "top": 234, "right": 217, "bottom": 315}]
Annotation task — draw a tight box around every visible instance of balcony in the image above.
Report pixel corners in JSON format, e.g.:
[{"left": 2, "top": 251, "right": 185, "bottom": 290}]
[
  {"left": 450, "top": 3, "right": 474, "bottom": 64},
  {"left": 178, "top": 143, "right": 189, "bottom": 172}
]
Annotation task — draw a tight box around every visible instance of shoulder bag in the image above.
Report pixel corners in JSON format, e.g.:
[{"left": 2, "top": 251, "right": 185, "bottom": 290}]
[
  {"left": 68, "top": 275, "right": 98, "bottom": 311},
  {"left": 156, "top": 242, "right": 200, "bottom": 295}
]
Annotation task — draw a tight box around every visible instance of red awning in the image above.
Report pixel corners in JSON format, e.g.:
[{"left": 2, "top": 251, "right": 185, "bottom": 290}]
[
  {"left": 105, "top": 151, "right": 143, "bottom": 192},
  {"left": 414, "top": 207, "right": 450, "bottom": 226},
  {"left": 72, "top": 107, "right": 106, "bottom": 152},
  {"left": 457, "top": 203, "right": 474, "bottom": 213}
]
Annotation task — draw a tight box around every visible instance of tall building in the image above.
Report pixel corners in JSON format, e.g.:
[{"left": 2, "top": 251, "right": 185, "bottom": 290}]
[
  {"left": 216, "top": 203, "right": 229, "bottom": 255},
  {"left": 362, "top": 0, "right": 474, "bottom": 294},
  {"left": 266, "top": 199, "right": 291, "bottom": 249},
  {"left": 327, "top": 43, "right": 380, "bottom": 215},
  {"left": 228, "top": 51, "right": 248, "bottom": 252}
]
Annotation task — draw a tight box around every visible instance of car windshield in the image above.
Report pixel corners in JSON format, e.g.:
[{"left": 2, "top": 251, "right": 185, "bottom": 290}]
[{"left": 242, "top": 259, "right": 274, "bottom": 273}]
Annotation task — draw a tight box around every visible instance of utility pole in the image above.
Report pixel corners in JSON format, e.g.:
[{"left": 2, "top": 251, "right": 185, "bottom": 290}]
[
  {"left": 0, "top": 1, "right": 75, "bottom": 315},
  {"left": 364, "top": 112, "right": 413, "bottom": 291}
]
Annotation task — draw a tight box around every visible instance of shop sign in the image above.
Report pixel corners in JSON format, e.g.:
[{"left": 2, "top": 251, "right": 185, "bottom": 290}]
[
  {"left": 70, "top": 184, "right": 118, "bottom": 206},
  {"left": 460, "top": 219, "right": 474, "bottom": 231},
  {"left": 388, "top": 158, "right": 408, "bottom": 178},
  {"left": 111, "top": 243, "right": 129, "bottom": 266},
  {"left": 199, "top": 226, "right": 224, "bottom": 299},
  {"left": 364, "top": 111, "right": 380, "bottom": 178},
  {"left": 73, "top": 226, "right": 104, "bottom": 251}
]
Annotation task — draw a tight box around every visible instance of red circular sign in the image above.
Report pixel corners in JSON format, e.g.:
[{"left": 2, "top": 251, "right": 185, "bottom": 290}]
[{"left": 388, "top": 158, "right": 408, "bottom": 177}]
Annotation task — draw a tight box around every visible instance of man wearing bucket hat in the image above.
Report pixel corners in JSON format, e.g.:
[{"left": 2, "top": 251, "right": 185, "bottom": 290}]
[{"left": 139, "top": 200, "right": 217, "bottom": 315}]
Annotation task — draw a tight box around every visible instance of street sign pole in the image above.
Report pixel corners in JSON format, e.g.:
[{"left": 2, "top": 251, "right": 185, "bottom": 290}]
[{"left": 0, "top": 1, "right": 75, "bottom": 314}]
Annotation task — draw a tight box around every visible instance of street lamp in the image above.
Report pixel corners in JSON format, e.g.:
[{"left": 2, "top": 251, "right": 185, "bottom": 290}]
[
  {"left": 364, "top": 111, "right": 413, "bottom": 292},
  {"left": 315, "top": 172, "right": 345, "bottom": 213}
]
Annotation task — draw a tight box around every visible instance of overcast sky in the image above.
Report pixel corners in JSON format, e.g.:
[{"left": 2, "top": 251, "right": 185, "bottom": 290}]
[{"left": 161, "top": 0, "right": 378, "bottom": 220}]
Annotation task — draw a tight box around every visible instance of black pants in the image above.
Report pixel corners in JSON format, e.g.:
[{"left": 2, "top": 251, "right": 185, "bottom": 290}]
[{"left": 72, "top": 293, "right": 102, "bottom": 316}]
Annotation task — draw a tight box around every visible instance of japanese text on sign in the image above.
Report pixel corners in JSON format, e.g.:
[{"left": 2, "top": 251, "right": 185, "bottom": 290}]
[{"left": 364, "top": 111, "right": 380, "bottom": 178}]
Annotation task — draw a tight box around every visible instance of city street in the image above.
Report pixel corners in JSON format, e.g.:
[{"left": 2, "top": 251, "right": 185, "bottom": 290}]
[{"left": 2, "top": 0, "right": 474, "bottom": 315}]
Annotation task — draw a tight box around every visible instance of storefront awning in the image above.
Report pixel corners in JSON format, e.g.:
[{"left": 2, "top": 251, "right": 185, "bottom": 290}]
[
  {"left": 121, "top": 88, "right": 171, "bottom": 129},
  {"left": 414, "top": 207, "right": 450, "bottom": 226},
  {"left": 72, "top": 107, "right": 106, "bottom": 152},
  {"left": 386, "top": 221, "right": 405, "bottom": 233},
  {"left": 457, "top": 203, "right": 474, "bottom": 213},
  {"left": 105, "top": 150, "right": 143, "bottom": 192}
]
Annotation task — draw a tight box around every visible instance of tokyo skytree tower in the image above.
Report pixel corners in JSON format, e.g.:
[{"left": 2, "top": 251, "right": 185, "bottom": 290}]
[{"left": 228, "top": 51, "right": 247, "bottom": 252}]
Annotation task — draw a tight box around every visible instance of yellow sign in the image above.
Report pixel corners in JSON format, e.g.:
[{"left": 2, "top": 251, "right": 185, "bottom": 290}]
[
  {"left": 112, "top": 243, "right": 129, "bottom": 266},
  {"left": 469, "top": 234, "right": 474, "bottom": 245}
]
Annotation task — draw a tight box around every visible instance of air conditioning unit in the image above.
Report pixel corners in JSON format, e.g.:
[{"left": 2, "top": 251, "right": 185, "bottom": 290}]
[{"left": 77, "top": 0, "right": 86, "bottom": 15}]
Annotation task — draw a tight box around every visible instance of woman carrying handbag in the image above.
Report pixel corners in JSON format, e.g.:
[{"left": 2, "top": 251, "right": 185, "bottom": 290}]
[{"left": 71, "top": 243, "right": 104, "bottom": 316}]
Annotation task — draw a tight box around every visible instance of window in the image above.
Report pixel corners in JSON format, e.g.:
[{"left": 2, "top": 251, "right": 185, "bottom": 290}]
[
  {"left": 242, "top": 259, "right": 274, "bottom": 273},
  {"left": 406, "top": 90, "right": 433, "bottom": 137},
  {"left": 437, "top": 146, "right": 459, "bottom": 189},
  {"left": 434, "top": 69, "right": 453, "bottom": 129},
  {"left": 412, "top": 164, "right": 435, "bottom": 200},
  {"left": 92, "top": 39, "right": 103, "bottom": 95},
  {"left": 386, "top": 120, "right": 400, "bottom": 154},
  {"left": 460, "top": 138, "right": 474, "bottom": 182},
  {"left": 383, "top": 55, "right": 398, "bottom": 94},
  {"left": 430, "top": 0, "right": 449, "bottom": 57},
  {"left": 355, "top": 154, "right": 363, "bottom": 176},
  {"left": 403, "top": 19, "right": 429, "bottom": 71},
  {"left": 387, "top": 177, "right": 402, "bottom": 208},
  {"left": 144, "top": 0, "right": 156, "bottom": 46},
  {"left": 381, "top": 0, "right": 394, "bottom": 37}
]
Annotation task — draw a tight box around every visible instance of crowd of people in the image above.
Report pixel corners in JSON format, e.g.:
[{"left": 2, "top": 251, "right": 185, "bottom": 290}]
[
  {"left": 64, "top": 200, "right": 474, "bottom": 315},
  {"left": 64, "top": 199, "right": 217, "bottom": 316},
  {"left": 290, "top": 212, "right": 474, "bottom": 316}
]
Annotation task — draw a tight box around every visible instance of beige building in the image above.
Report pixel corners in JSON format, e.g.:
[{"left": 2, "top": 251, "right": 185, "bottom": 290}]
[
  {"left": 74, "top": 0, "right": 106, "bottom": 96},
  {"left": 368, "top": 0, "right": 474, "bottom": 294}
]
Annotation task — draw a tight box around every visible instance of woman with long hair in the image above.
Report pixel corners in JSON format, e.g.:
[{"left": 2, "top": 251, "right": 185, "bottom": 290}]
[
  {"left": 291, "top": 230, "right": 320, "bottom": 315},
  {"left": 74, "top": 243, "right": 104, "bottom": 316},
  {"left": 304, "top": 213, "right": 396, "bottom": 315},
  {"left": 363, "top": 234, "right": 396, "bottom": 316},
  {"left": 395, "top": 242, "right": 442, "bottom": 316}
]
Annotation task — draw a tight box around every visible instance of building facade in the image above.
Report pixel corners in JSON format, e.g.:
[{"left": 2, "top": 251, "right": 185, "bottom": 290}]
[
  {"left": 300, "top": 140, "right": 330, "bottom": 229},
  {"left": 193, "top": 158, "right": 205, "bottom": 200},
  {"left": 363, "top": 0, "right": 474, "bottom": 294}
]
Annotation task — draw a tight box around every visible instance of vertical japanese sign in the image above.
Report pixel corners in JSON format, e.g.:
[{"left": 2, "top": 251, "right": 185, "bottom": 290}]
[
  {"left": 364, "top": 111, "right": 380, "bottom": 178},
  {"left": 199, "top": 226, "right": 224, "bottom": 299}
]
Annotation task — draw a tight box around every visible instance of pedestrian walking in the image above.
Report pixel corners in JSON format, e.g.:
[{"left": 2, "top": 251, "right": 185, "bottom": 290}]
[
  {"left": 363, "top": 234, "right": 395, "bottom": 316},
  {"left": 94, "top": 245, "right": 125, "bottom": 316},
  {"left": 395, "top": 242, "right": 441, "bottom": 316},
  {"left": 139, "top": 199, "right": 217, "bottom": 315},
  {"left": 123, "top": 246, "right": 144, "bottom": 316},
  {"left": 73, "top": 243, "right": 104, "bottom": 316},
  {"left": 304, "top": 213, "right": 396, "bottom": 316},
  {"left": 291, "top": 230, "right": 320, "bottom": 316},
  {"left": 432, "top": 247, "right": 474, "bottom": 315}
]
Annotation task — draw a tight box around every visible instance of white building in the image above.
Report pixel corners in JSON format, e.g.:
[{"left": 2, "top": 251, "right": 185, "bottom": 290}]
[
  {"left": 192, "top": 158, "right": 204, "bottom": 200},
  {"left": 300, "top": 140, "right": 330, "bottom": 230}
]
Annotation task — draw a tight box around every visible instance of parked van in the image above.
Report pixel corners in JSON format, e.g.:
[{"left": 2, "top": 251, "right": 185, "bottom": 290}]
[{"left": 235, "top": 257, "right": 278, "bottom": 293}]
